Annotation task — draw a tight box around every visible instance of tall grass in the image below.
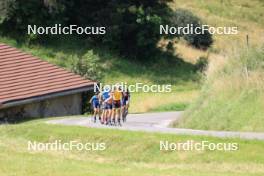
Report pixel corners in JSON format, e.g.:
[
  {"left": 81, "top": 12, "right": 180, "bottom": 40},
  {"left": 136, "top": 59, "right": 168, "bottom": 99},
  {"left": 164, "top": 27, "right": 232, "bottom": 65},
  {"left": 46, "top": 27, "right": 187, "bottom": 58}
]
[{"left": 174, "top": 47, "right": 264, "bottom": 132}]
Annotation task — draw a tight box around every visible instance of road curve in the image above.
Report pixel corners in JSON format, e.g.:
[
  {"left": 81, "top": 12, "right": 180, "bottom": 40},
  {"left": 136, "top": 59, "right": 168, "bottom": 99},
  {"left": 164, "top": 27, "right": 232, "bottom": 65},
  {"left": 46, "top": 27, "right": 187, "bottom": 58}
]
[{"left": 47, "top": 111, "right": 264, "bottom": 141}]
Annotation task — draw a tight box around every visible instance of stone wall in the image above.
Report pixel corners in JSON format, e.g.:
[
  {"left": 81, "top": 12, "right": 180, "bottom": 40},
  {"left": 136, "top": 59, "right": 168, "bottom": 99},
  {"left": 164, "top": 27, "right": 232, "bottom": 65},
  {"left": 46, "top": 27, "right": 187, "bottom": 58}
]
[{"left": 0, "top": 93, "right": 82, "bottom": 122}]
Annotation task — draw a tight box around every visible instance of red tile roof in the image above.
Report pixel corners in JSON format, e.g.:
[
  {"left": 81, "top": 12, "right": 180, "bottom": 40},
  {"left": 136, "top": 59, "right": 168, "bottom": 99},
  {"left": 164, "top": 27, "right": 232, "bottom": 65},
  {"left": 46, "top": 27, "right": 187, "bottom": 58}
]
[{"left": 0, "top": 43, "right": 95, "bottom": 106}]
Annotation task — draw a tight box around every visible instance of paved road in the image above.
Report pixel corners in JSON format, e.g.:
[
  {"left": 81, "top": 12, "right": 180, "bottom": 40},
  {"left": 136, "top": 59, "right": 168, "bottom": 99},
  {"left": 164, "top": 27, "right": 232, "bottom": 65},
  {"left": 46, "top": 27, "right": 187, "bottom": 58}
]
[{"left": 48, "top": 112, "right": 264, "bottom": 141}]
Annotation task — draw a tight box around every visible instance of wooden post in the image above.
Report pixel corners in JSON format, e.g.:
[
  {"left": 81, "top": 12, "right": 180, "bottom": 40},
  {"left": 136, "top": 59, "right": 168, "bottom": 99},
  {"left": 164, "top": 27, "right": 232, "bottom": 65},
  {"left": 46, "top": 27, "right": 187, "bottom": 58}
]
[
  {"left": 246, "top": 34, "right": 249, "bottom": 48},
  {"left": 245, "top": 34, "right": 249, "bottom": 81}
]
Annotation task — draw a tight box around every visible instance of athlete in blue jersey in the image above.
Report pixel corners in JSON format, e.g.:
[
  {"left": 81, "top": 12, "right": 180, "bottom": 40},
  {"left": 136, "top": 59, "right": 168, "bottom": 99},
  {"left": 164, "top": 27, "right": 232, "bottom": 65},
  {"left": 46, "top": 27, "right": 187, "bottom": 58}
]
[
  {"left": 89, "top": 92, "right": 100, "bottom": 123},
  {"left": 101, "top": 88, "right": 112, "bottom": 125}
]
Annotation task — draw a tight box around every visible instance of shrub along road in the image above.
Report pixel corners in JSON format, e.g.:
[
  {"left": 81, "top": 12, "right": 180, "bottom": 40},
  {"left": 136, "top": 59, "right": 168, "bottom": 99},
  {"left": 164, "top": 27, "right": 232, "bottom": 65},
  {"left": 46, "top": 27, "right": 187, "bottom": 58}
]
[{"left": 48, "top": 112, "right": 264, "bottom": 140}]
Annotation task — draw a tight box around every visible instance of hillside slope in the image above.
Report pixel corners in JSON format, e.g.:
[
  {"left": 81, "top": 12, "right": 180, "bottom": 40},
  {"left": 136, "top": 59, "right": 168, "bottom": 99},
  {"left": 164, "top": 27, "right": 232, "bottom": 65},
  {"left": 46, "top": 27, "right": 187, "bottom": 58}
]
[
  {"left": 170, "top": 0, "right": 264, "bottom": 52},
  {"left": 174, "top": 47, "right": 264, "bottom": 132}
]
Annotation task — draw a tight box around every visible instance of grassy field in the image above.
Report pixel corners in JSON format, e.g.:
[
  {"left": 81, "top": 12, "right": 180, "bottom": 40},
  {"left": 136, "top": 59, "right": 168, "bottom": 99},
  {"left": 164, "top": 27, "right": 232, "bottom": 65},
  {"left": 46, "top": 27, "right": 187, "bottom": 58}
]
[
  {"left": 174, "top": 47, "right": 264, "bottom": 132},
  {"left": 0, "top": 119, "right": 264, "bottom": 176}
]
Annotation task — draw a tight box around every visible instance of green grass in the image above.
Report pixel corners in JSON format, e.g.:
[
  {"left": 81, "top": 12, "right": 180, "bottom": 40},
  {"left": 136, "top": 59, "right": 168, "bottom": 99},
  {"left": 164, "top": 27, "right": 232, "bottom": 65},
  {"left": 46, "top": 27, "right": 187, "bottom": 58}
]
[
  {"left": 150, "top": 102, "right": 188, "bottom": 112},
  {"left": 174, "top": 48, "right": 264, "bottom": 132},
  {"left": 0, "top": 119, "right": 264, "bottom": 176},
  {"left": 168, "top": 0, "right": 264, "bottom": 132}
]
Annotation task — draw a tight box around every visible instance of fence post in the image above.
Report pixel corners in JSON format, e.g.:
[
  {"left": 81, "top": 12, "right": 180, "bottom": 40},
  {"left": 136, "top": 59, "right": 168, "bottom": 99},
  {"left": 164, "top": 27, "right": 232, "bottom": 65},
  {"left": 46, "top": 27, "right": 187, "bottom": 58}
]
[
  {"left": 245, "top": 34, "right": 249, "bottom": 81},
  {"left": 246, "top": 34, "right": 249, "bottom": 48}
]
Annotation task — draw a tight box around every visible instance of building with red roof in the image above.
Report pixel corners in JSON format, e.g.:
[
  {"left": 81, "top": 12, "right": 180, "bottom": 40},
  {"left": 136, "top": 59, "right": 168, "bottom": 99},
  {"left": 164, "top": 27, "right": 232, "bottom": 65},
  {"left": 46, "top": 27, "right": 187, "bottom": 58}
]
[{"left": 0, "top": 43, "right": 95, "bottom": 121}]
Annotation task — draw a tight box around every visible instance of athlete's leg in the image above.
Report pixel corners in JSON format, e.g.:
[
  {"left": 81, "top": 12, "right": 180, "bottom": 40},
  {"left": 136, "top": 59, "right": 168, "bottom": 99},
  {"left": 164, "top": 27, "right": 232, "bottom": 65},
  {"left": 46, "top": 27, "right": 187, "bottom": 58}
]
[
  {"left": 112, "top": 108, "right": 116, "bottom": 125},
  {"left": 121, "top": 105, "right": 125, "bottom": 117},
  {"left": 101, "top": 108, "right": 105, "bottom": 124},
  {"left": 104, "top": 103, "right": 109, "bottom": 124},
  {"left": 104, "top": 108, "right": 108, "bottom": 124},
  {"left": 115, "top": 101, "right": 121, "bottom": 125},
  {"left": 121, "top": 106, "right": 124, "bottom": 122},
  {"left": 106, "top": 109, "right": 109, "bottom": 125},
  {"left": 98, "top": 105, "right": 102, "bottom": 122},
  {"left": 96, "top": 107, "right": 101, "bottom": 123},
  {"left": 93, "top": 107, "right": 97, "bottom": 122},
  {"left": 117, "top": 108, "right": 121, "bottom": 125},
  {"left": 109, "top": 108, "right": 113, "bottom": 125},
  {"left": 125, "top": 104, "right": 129, "bottom": 115}
]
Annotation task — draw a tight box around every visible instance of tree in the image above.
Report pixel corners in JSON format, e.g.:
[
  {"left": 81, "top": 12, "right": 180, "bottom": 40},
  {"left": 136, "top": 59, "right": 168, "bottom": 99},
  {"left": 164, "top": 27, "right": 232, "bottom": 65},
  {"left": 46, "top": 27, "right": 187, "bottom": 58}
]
[
  {"left": 0, "top": 1, "right": 213, "bottom": 58},
  {"left": 71, "top": 50, "right": 102, "bottom": 81},
  {"left": 170, "top": 9, "right": 213, "bottom": 49}
]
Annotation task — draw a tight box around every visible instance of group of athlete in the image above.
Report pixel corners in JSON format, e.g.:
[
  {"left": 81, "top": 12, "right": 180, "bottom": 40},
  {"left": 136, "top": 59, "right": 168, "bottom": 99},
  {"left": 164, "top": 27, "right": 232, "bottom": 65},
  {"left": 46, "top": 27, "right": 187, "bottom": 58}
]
[{"left": 89, "top": 86, "right": 130, "bottom": 126}]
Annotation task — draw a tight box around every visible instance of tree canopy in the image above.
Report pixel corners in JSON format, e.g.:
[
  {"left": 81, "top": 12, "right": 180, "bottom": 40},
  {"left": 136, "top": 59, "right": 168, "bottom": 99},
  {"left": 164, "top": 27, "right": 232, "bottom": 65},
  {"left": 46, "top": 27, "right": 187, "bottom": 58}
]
[{"left": 0, "top": 0, "right": 212, "bottom": 58}]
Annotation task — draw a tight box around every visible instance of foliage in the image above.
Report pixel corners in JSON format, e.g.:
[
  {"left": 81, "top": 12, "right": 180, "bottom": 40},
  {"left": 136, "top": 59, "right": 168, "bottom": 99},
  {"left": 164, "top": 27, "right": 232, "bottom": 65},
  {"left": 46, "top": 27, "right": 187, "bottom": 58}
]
[
  {"left": 70, "top": 50, "right": 102, "bottom": 81},
  {"left": 0, "top": 0, "right": 66, "bottom": 37},
  {"left": 170, "top": 9, "right": 213, "bottom": 49},
  {"left": 0, "top": 0, "right": 175, "bottom": 58},
  {"left": 0, "top": 1, "right": 215, "bottom": 58},
  {"left": 195, "top": 56, "right": 208, "bottom": 72},
  {"left": 0, "top": 0, "right": 14, "bottom": 24}
]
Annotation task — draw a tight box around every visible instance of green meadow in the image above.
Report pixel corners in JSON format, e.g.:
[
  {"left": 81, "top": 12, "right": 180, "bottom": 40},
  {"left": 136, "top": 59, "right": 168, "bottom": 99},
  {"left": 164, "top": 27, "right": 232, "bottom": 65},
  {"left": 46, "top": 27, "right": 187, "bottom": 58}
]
[{"left": 0, "top": 119, "right": 264, "bottom": 176}]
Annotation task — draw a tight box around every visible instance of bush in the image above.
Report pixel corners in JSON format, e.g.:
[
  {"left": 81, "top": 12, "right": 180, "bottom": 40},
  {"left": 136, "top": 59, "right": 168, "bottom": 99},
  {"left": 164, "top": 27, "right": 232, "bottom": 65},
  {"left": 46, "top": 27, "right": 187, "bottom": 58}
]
[
  {"left": 170, "top": 9, "right": 213, "bottom": 49},
  {"left": 71, "top": 50, "right": 102, "bottom": 81},
  {"left": 0, "top": 0, "right": 13, "bottom": 24},
  {"left": 195, "top": 56, "right": 208, "bottom": 72},
  {"left": 98, "top": 1, "right": 172, "bottom": 58}
]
